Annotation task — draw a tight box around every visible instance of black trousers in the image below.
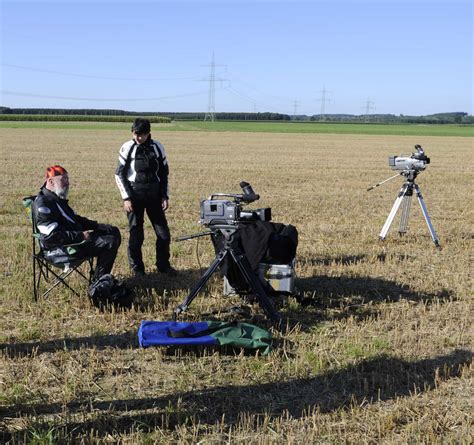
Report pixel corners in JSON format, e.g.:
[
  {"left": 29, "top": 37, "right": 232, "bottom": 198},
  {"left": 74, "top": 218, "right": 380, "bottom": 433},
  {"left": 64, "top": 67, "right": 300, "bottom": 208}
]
[
  {"left": 127, "top": 197, "right": 171, "bottom": 273},
  {"left": 71, "top": 226, "right": 121, "bottom": 280}
]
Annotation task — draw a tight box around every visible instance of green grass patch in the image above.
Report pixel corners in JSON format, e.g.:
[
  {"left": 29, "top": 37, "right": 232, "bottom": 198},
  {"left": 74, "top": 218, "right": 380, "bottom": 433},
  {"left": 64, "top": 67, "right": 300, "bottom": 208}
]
[
  {"left": 173, "top": 121, "right": 474, "bottom": 137},
  {"left": 0, "top": 120, "right": 472, "bottom": 136},
  {"left": 339, "top": 338, "right": 392, "bottom": 359}
]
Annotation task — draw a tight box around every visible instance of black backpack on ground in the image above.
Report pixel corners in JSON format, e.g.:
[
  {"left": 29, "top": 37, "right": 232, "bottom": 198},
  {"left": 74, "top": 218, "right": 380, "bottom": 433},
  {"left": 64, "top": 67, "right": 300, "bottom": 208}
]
[{"left": 88, "top": 274, "right": 134, "bottom": 310}]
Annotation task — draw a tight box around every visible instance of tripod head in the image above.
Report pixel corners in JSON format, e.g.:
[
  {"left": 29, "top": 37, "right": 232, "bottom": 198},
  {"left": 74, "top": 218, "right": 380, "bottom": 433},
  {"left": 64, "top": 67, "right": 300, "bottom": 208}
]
[
  {"left": 367, "top": 169, "right": 421, "bottom": 192},
  {"left": 176, "top": 223, "right": 238, "bottom": 242},
  {"left": 400, "top": 169, "right": 419, "bottom": 182}
]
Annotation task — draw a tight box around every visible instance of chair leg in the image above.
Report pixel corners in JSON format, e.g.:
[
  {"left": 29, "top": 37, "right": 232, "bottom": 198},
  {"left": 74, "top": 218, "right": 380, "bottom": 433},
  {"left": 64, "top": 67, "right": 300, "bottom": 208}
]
[
  {"left": 33, "top": 256, "right": 51, "bottom": 301},
  {"left": 33, "top": 255, "right": 39, "bottom": 302},
  {"left": 88, "top": 258, "right": 95, "bottom": 284},
  {"left": 32, "top": 256, "right": 95, "bottom": 300},
  {"left": 42, "top": 267, "right": 82, "bottom": 298},
  {"left": 74, "top": 260, "right": 94, "bottom": 283}
]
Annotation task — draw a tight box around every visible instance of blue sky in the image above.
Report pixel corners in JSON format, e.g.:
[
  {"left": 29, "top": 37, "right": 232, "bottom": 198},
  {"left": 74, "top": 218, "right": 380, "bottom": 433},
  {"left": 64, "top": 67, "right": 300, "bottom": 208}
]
[{"left": 1, "top": 0, "right": 472, "bottom": 115}]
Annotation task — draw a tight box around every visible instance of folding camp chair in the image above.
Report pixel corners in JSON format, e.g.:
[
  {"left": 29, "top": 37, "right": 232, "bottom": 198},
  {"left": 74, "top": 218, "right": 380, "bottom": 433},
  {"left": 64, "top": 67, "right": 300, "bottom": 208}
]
[{"left": 23, "top": 196, "right": 95, "bottom": 301}]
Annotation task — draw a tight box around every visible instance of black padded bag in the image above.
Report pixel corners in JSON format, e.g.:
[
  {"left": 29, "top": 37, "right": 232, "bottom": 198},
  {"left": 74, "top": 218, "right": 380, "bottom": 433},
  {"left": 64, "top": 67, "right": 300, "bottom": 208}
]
[{"left": 88, "top": 274, "right": 133, "bottom": 309}]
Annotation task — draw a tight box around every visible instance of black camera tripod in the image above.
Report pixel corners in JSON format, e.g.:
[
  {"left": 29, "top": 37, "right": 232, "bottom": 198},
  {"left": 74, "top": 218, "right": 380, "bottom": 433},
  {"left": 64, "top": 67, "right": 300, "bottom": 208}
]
[
  {"left": 174, "top": 225, "right": 281, "bottom": 323},
  {"left": 377, "top": 170, "right": 441, "bottom": 248}
]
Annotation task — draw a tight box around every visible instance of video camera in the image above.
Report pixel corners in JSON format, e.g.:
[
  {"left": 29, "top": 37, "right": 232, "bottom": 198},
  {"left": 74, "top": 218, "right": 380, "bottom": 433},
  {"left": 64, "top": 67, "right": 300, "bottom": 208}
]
[
  {"left": 388, "top": 144, "right": 430, "bottom": 172},
  {"left": 199, "top": 182, "right": 271, "bottom": 226}
]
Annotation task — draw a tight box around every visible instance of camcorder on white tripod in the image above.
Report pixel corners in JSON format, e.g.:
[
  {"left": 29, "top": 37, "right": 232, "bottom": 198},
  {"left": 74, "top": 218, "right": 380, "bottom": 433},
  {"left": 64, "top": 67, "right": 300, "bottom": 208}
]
[{"left": 368, "top": 145, "right": 441, "bottom": 248}]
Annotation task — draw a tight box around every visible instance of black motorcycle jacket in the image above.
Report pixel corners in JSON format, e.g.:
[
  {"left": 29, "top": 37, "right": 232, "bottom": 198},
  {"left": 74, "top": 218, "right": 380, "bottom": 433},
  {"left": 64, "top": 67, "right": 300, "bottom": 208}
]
[
  {"left": 115, "top": 135, "right": 169, "bottom": 201},
  {"left": 32, "top": 186, "right": 99, "bottom": 248}
]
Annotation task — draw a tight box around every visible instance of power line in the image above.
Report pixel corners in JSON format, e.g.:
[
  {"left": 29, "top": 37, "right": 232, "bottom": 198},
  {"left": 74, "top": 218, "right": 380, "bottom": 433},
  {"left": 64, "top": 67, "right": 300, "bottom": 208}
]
[
  {"left": 1, "top": 63, "right": 200, "bottom": 81},
  {"left": 230, "top": 75, "right": 295, "bottom": 104},
  {"left": 225, "top": 86, "right": 265, "bottom": 108},
  {"left": 3, "top": 62, "right": 320, "bottom": 115},
  {"left": 224, "top": 83, "right": 304, "bottom": 114},
  {"left": 1, "top": 90, "right": 207, "bottom": 102}
]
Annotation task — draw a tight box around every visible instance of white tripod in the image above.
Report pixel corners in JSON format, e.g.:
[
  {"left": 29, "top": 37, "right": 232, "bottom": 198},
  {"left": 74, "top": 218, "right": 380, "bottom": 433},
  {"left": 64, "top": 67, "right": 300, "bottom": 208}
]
[{"left": 368, "top": 170, "right": 441, "bottom": 248}]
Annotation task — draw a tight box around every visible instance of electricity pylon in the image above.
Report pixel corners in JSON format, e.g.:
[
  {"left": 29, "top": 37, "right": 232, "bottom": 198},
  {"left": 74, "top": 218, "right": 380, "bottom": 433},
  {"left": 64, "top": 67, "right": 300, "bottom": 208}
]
[
  {"left": 200, "top": 53, "right": 227, "bottom": 122},
  {"left": 292, "top": 99, "right": 300, "bottom": 120},
  {"left": 363, "top": 98, "right": 376, "bottom": 122},
  {"left": 316, "top": 85, "right": 333, "bottom": 121}
]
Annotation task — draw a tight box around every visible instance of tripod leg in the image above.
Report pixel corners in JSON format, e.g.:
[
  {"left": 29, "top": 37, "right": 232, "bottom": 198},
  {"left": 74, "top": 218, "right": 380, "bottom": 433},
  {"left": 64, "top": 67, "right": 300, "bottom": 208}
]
[
  {"left": 414, "top": 184, "right": 441, "bottom": 248},
  {"left": 229, "top": 248, "right": 281, "bottom": 324},
  {"left": 398, "top": 194, "right": 412, "bottom": 235},
  {"left": 173, "top": 249, "right": 228, "bottom": 320},
  {"left": 379, "top": 184, "right": 409, "bottom": 240}
]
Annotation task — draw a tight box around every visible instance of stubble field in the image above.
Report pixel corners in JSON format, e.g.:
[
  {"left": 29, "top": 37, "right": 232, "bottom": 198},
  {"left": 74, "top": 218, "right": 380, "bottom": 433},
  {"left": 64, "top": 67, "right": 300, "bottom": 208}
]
[{"left": 0, "top": 126, "right": 472, "bottom": 443}]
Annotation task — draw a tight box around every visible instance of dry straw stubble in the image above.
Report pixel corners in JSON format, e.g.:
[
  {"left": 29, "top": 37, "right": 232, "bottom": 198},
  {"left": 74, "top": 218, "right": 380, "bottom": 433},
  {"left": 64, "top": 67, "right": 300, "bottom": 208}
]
[{"left": 0, "top": 127, "right": 472, "bottom": 443}]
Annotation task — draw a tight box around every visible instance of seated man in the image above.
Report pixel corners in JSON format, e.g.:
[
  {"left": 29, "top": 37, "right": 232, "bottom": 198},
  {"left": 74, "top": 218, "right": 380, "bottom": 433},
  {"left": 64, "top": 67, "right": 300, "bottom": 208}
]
[{"left": 32, "top": 165, "right": 121, "bottom": 281}]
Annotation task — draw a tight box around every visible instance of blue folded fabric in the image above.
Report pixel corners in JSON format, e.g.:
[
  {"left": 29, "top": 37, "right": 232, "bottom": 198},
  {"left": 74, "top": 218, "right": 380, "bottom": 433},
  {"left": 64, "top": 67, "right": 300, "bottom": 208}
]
[
  {"left": 138, "top": 321, "right": 218, "bottom": 347},
  {"left": 138, "top": 320, "right": 272, "bottom": 355}
]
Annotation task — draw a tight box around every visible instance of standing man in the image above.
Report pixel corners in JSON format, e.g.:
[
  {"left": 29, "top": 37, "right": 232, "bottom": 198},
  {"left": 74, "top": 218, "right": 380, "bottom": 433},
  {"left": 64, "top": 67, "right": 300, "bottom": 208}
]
[{"left": 115, "top": 118, "right": 176, "bottom": 277}]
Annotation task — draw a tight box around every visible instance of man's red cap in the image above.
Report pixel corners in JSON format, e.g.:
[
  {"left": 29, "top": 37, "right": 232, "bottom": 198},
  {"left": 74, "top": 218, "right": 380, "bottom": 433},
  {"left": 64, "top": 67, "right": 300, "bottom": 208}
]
[{"left": 45, "top": 165, "right": 67, "bottom": 179}]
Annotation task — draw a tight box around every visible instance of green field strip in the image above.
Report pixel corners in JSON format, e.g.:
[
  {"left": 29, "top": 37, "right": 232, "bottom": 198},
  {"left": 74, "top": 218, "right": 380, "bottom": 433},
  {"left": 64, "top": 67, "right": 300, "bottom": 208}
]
[{"left": 0, "top": 120, "right": 472, "bottom": 137}]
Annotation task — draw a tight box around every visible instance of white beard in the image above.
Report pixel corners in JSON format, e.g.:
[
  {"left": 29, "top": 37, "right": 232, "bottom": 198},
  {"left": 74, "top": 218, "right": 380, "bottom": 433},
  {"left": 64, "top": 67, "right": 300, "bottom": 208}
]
[{"left": 55, "top": 186, "right": 69, "bottom": 200}]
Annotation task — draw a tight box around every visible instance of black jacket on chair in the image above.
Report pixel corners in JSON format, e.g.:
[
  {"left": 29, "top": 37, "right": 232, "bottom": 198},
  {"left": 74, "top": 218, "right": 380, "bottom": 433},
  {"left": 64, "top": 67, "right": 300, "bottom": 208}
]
[{"left": 32, "top": 186, "right": 99, "bottom": 249}]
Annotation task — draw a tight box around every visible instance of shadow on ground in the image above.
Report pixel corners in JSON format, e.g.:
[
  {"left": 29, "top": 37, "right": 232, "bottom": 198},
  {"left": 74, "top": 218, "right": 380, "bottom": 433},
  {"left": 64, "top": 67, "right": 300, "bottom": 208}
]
[
  {"left": 1, "top": 349, "right": 471, "bottom": 441},
  {"left": 299, "top": 253, "right": 414, "bottom": 267},
  {"left": 285, "top": 270, "right": 454, "bottom": 326},
  {"left": 0, "top": 331, "right": 136, "bottom": 359},
  {"left": 276, "top": 252, "right": 454, "bottom": 326},
  {"left": 124, "top": 266, "right": 215, "bottom": 311}
]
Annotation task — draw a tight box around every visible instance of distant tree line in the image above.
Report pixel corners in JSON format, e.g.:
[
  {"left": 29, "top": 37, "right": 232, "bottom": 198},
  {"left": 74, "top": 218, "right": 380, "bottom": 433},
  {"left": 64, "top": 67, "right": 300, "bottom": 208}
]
[
  {"left": 160, "top": 112, "right": 291, "bottom": 121},
  {"left": 307, "top": 112, "right": 472, "bottom": 124},
  {"left": 0, "top": 108, "right": 290, "bottom": 122},
  {"left": 0, "top": 110, "right": 170, "bottom": 123},
  {"left": 0, "top": 107, "right": 163, "bottom": 116},
  {"left": 0, "top": 107, "right": 471, "bottom": 124}
]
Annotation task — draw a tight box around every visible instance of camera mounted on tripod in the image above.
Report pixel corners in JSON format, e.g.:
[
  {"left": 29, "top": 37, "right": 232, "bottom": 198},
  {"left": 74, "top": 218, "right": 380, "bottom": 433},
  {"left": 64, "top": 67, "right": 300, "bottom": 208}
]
[
  {"left": 367, "top": 144, "right": 440, "bottom": 248},
  {"left": 174, "top": 181, "right": 299, "bottom": 325},
  {"left": 367, "top": 145, "right": 431, "bottom": 192},
  {"left": 199, "top": 181, "right": 271, "bottom": 226},
  {"left": 388, "top": 144, "right": 430, "bottom": 174}
]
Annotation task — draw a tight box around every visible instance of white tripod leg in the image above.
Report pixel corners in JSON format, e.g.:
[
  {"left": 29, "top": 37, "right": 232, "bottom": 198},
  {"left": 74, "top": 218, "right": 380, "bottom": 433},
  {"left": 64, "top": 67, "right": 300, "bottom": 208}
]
[
  {"left": 398, "top": 194, "right": 412, "bottom": 234},
  {"left": 379, "top": 184, "right": 409, "bottom": 240},
  {"left": 414, "top": 184, "right": 441, "bottom": 248}
]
